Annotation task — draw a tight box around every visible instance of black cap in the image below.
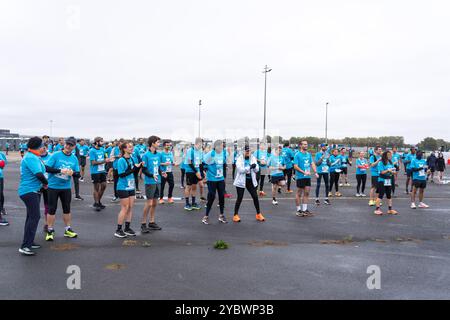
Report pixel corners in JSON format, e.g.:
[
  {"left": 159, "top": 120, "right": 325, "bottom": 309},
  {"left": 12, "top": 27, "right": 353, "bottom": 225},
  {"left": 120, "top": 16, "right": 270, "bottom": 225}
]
[{"left": 65, "top": 137, "right": 77, "bottom": 146}]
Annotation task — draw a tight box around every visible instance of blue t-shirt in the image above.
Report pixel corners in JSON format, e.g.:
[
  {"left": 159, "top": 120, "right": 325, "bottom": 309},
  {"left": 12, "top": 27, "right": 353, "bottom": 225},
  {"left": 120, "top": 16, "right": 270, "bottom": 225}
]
[
  {"left": 46, "top": 151, "right": 80, "bottom": 189},
  {"left": 105, "top": 146, "right": 113, "bottom": 158},
  {"left": 329, "top": 155, "right": 342, "bottom": 173},
  {"left": 19, "top": 143, "right": 28, "bottom": 151},
  {"left": 142, "top": 151, "right": 160, "bottom": 185},
  {"left": 184, "top": 147, "right": 202, "bottom": 173},
  {"left": 340, "top": 155, "right": 349, "bottom": 168},
  {"left": 315, "top": 151, "right": 330, "bottom": 174},
  {"left": 203, "top": 150, "right": 225, "bottom": 182},
  {"left": 78, "top": 145, "right": 89, "bottom": 157},
  {"left": 392, "top": 152, "right": 401, "bottom": 167},
  {"left": 377, "top": 161, "right": 395, "bottom": 183},
  {"left": 111, "top": 146, "right": 121, "bottom": 170},
  {"left": 134, "top": 144, "right": 147, "bottom": 162},
  {"left": 268, "top": 154, "right": 285, "bottom": 177},
  {"left": 18, "top": 152, "right": 46, "bottom": 196},
  {"left": 356, "top": 158, "right": 369, "bottom": 175},
  {"left": 281, "top": 147, "right": 295, "bottom": 169},
  {"left": 405, "top": 154, "right": 416, "bottom": 170},
  {"left": 370, "top": 155, "right": 382, "bottom": 177},
  {"left": 252, "top": 150, "right": 269, "bottom": 168},
  {"left": 53, "top": 144, "right": 64, "bottom": 152},
  {"left": 41, "top": 153, "right": 52, "bottom": 179},
  {"left": 294, "top": 151, "right": 313, "bottom": 180},
  {"left": 89, "top": 147, "right": 106, "bottom": 174},
  {"left": 411, "top": 158, "right": 427, "bottom": 181},
  {"left": 117, "top": 157, "right": 136, "bottom": 191},
  {"left": 159, "top": 151, "right": 174, "bottom": 173},
  {"left": 0, "top": 152, "right": 7, "bottom": 179}
]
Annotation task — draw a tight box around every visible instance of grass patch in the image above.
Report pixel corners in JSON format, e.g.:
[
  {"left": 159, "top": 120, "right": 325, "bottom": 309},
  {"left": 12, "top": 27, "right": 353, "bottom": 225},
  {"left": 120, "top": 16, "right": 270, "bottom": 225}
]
[{"left": 214, "top": 240, "right": 229, "bottom": 250}]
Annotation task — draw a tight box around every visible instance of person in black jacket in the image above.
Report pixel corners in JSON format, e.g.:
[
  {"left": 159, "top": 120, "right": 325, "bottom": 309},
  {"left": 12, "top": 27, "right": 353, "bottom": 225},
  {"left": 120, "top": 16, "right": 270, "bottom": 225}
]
[
  {"left": 426, "top": 152, "right": 437, "bottom": 183},
  {"left": 436, "top": 153, "right": 446, "bottom": 183}
]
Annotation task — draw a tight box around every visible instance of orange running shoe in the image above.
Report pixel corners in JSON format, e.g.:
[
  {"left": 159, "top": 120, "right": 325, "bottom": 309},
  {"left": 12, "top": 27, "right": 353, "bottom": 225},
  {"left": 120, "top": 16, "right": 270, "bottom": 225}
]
[
  {"left": 335, "top": 192, "right": 342, "bottom": 197},
  {"left": 158, "top": 199, "right": 165, "bottom": 205},
  {"left": 387, "top": 209, "right": 398, "bottom": 215},
  {"left": 167, "top": 198, "right": 174, "bottom": 204},
  {"left": 233, "top": 215, "right": 241, "bottom": 223},
  {"left": 374, "top": 209, "right": 383, "bottom": 215},
  {"left": 286, "top": 190, "right": 293, "bottom": 194},
  {"left": 256, "top": 213, "right": 265, "bottom": 221}
]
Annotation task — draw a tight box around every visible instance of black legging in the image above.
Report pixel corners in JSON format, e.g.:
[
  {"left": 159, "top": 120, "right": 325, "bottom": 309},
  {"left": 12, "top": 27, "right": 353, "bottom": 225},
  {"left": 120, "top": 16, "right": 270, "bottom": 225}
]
[
  {"left": 283, "top": 168, "right": 293, "bottom": 190},
  {"left": 134, "top": 168, "right": 140, "bottom": 191},
  {"left": 232, "top": 164, "right": 236, "bottom": 179},
  {"left": 356, "top": 174, "right": 367, "bottom": 194},
  {"left": 206, "top": 180, "right": 225, "bottom": 216},
  {"left": 180, "top": 168, "right": 186, "bottom": 187},
  {"left": 20, "top": 192, "right": 41, "bottom": 249},
  {"left": 257, "top": 173, "right": 266, "bottom": 191},
  {"left": 160, "top": 172, "right": 174, "bottom": 199},
  {"left": 113, "top": 169, "right": 119, "bottom": 198},
  {"left": 234, "top": 179, "right": 261, "bottom": 215},
  {"left": 72, "top": 175, "right": 80, "bottom": 197},
  {"left": 316, "top": 173, "right": 329, "bottom": 198},
  {"left": 391, "top": 176, "right": 396, "bottom": 195},
  {"left": 0, "top": 178, "right": 4, "bottom": 213},
  {"left": 330, "top": 172, "right": 340, "bottom": 192}
]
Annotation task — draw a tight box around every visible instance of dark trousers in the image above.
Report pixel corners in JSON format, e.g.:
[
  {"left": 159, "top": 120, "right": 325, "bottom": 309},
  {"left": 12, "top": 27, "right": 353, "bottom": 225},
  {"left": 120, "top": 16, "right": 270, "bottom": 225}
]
[
  {"left": 330, "top": 172, "right": 340, "bottom": 192},
  {"left": 72, "top": 175, "right": 80, "bottom": 196},
  {"left": 160, "top": 172, "right": 174, "bottom": 199},
  {"left": 206, "top": 180, "right": 225, "bottom": 216},
  {"left": 232, "top": 164, "right": 236, "bottom": 179},
  {"left": 356, "top": 174, "right": 367, "bottom": 194},
  {"left": 283, "top": 168, "right": 293, "bottom": 190},
  {"left": 315, "top": 173, "right": 329, "bottom": 198},
  {"left": 0, "top": 178, "right": 4, "bottom": 212},
  {"left": 113, "top": 169, "right": 119, "bottom": 198},
  {"left": 20, "top": 192, "right": 41, "bottom": 249},
  {"left": 134, "top": 169, "right": 140, "bottom": 191},
  {"left": 257, "top": 172, "right": 266, "bottom": 191},
  {"left": 234, "top": 179, "right": 261, "bottom": 215},
  {"left": 180, "top": 168, "right": 186, "bottom": 187}
]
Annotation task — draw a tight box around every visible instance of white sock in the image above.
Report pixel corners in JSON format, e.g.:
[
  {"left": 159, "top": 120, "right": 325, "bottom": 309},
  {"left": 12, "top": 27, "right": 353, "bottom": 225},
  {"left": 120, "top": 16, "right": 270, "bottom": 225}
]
[
  {"left": 65, "top": 226, "right": 71, "bottom": 231},
  {"left": 296, "top": 206, "right": 301, "bottom": 211},
  {"left": 302, "top": 204, "right": 307, "bottom": 211}
]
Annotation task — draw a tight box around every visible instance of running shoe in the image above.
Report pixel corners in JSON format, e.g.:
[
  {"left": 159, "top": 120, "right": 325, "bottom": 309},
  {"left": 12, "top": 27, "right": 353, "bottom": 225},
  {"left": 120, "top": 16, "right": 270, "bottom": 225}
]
[
  {"left": 31, "top": 243, "right": 41, "bottom": 249},
  {"left": 148, "top": 222, "right": 162, "bottom": 230},
  {"left": 168, "top": 198, "right": 175, "bottom": 204},
  {"left": 124, "top": 228, "right": 136, "bottom": 236},
  {"left": 369, "top": 200, "right": 376, "bottom": 206},
  {"left": 159, "top": 199, "right": 165, "bottom": 205},
  {"left": 201, "top": 216, "right": 209, "bottom": 225},
  {"left": 328, "top": 192, "right": 333, "bottom": 197},
  {"left": 141, "top": 225, "right": 150, "bottom": 234},
  {"left": 296, "top": 210, "right": 306, "bottom": 217},
  {"left": 374, "top": 209, "right": 383, "bottom": 215},
  {"left": 304, "top": 210, "right": 314, "bottom": 217},
  {"left": 355, "top": 193, "right": 361, "bottom": 197},
  {"left": 387, "top": 209, "right": 398, "bottom": 215},
  {"left": 272, "top": 199, "right": 278, "bottom": 205},
  {"left": 98, "top": 203, "right": 106, "bottom": 209},
  {"left": 200, "top": 197, "right": 207, "bottom": 202},
  {"left": 114, "top": 230, "right": 127, "bottom": 238},
  {"left": 345, "top": 183, "right": 351, "bottom": 187},
  {"left": 79, "top": 177, "right": 84, "bottom": 182},
  {"left": 418, "top": 202, "right": 429, "bottom": 208},
  {"left": 74, "top": 195, "right": 84, "bottom": 201},
  {"left": 192, "top": 203, "right": 201, "bottom": 210},
  {"left": 224, "top": 193, "right": 233, "bottom": 198},
  {"left": 324, "top": 199, "right": 331, "bottom": 205},
  {"left": 0, "top": 218, "right": 9, "bottom": 226},
  {"left": 339, "top": 183, "right": 344, "bottom": 187},
  {"left": 64, "top": 228, "right": 78, "bottom": 238},
  {"left": 286, "top": 190, "right": 294, "bottom": 194},
  {"left": 411, "top": 203, "right": 417, "bottom": 209},
  {"left": 315, "top": 199, "right": 320, "bottom": 205},
  {"left": 111, "top": 197, "right": 118, "bottom": 202},
  {"left": 1, "top": 208, "right": 7, "bottom": 215},
  {"left": 184, "top": 204, "right": 193, "bottom": 211},
  {"left": 45, "top": 230, "right": 55, "bottom": 241},
  {"left": 361, "top": 193, "right": 367, "bottom": 197},
  {"left": 335, "top": 192, "right": 342, "bottom": 197},
  {"left": 218, "top": 215, "right": 228, "bottom": 224},
  {"left": 256, "top": 213, "right": 265, "bottom": 221},
  {"left": 19, "top": 247, "right": 35, "bottom": 256},
  {"left": 233, "top": 214, "right": 241, "bottom": 223}
]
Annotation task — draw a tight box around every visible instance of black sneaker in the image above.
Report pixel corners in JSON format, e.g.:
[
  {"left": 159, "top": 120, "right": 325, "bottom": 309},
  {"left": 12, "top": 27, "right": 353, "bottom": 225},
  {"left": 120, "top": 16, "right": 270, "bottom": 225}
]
[
  {"left": 315, "top": 199, "right": 320, "bottom": 206},
  {"left": 1, "top": 208, "right": 7, "bottom": 215},
  {"left": 98, "top": 203, "right": 106, "bottom": 209},
  {"left": 19, "top": 247, "right": 35, "bottom": 256},
  {"left": 278, "top": 188, "right": 282, "bottom": 194},
  {"left": 304, "top": 210, "right": 314, "bottom": 216},
  {"left": 74, "top": 195, "right": 84, "bottom": 201},
  {"left": 324, "top": 199, "right": 331, "bottom": 205},
  {"left": 95, "top": 204, "right": 101, "bottom": 212},
  {"left": 141, "top": 225, "right": 150, "bottom": 234},
  {"left": 0, "top": 218, "right": 9, "bottom": 226},
  {"left": 148, "top": 222, "right": 162, "bottom": 230},
  {"left": 31, "top": 243, "right": 41, "bottom": 249},
  {"left": 114, "top": 230, "right": 127, "bottom": 238},
  {"left": 124, "top": 228, "right": 136, "bottom": 236},
  {"left": 296, "top": 210, "right": 305, "bottom": 217}
]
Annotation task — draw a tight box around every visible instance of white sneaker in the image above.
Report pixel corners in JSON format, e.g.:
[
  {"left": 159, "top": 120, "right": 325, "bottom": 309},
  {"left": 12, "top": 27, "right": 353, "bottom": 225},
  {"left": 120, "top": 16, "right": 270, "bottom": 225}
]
[
  {"left": 272, "top": 200, "right": 278, "bottom": 205},
  {"left": 361, "top": 193, "right": 367, "bottom": 197},
  {"left": 355, "top": 193, "right": 361, "bottom": 197},
  {"left": 339, "top": 183, "right": 343, "bottom": 187},
  {"left": 411, "top": 203, "right": 417, "bottom": 209},
  {"left": 418, "top": 202, "right": 429, "bottom": 208}
]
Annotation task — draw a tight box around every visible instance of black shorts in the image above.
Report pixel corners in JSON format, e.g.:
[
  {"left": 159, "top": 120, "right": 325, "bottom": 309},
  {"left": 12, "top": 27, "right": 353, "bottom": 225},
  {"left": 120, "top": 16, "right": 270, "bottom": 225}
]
[
  {"left": 341, "top": 167, "right": 348, "bottom": 175},
  {"left": 296, "top": 178, "right": 311, "bottom": 189},
  {"left": 377, "top": 182, "right": 392, "bottom": 200},
  {"left": 430, "top": 167, "right": 435, "bottom": 173},
  {"left": 47, "top": 188, "right": 72, "bottom": 215},
  {"left": 413, "top": 180, "right": 427, "bottom": 189},
  {"left": 145, "top": 184, "right": 160, "bottom": 199},
  {"left": 117, "top": 190, "right": 136, "bottom": 199},
  {"left": 406, "top": 169, "right": 412, "bottom": 178},
  {"left": 270, "top": 175, "right": 285, "bottom": 184},
  {"left": 186, "top": 172, "right": 200, "bottom": 185},
  {"left": 91, "top": 173, "right": 107, "bottom": 184},
  {"left": 371, "top": 176, "right": 379, "bottom": 188},
  {"left": 79, "top": 156, "right": 87, "bottom": 167}
]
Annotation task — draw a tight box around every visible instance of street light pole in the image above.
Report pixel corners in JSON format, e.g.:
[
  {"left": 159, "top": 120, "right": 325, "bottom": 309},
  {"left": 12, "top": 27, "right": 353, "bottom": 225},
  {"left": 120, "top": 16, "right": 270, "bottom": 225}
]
[
  {"left": 262, "top": 65, "right": 272, "bottom": 142},
  {"left": 198, "top": 100, "right": 202, "bottom": 138},
  {"left": 325, "top": 102, "right": 329, "bottom": 144},
  {"left": 50, "top": 120, "right": 53, "bottom": 137}
]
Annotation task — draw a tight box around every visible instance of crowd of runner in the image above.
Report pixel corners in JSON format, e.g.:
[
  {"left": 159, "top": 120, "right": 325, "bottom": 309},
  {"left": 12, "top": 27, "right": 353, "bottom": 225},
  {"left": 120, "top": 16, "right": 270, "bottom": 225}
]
[{"left": 0, "top": 136, "right": 447, "bottom": 256}]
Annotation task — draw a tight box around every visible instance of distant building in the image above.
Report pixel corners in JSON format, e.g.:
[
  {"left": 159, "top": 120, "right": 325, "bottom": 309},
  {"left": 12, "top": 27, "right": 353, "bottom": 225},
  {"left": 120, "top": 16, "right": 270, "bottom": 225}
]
[{"left": 0, "top": 129, "right": 22, "bottom": 151}]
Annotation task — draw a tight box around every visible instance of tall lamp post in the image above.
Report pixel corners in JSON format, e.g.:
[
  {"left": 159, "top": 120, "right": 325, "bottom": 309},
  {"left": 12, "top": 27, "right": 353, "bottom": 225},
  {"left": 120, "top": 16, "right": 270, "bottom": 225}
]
[
  {"left": 50, "top": 120, "right": 53, "bottom": 137},
  {"left": 198, "top": 100, "right": 202, "bottom": 138},
  {"left": 325, "top": 102, "right": 329, "bottom": 144},
  {"left": 262, "top": 65, "right": 272, "bottom": 142}
]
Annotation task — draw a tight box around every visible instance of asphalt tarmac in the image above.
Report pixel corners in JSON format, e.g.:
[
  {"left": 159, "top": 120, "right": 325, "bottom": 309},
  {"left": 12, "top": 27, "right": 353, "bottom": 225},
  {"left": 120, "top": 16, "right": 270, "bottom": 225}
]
[{"left": 0, "top": 153, "right": 449, "bottom": 299}]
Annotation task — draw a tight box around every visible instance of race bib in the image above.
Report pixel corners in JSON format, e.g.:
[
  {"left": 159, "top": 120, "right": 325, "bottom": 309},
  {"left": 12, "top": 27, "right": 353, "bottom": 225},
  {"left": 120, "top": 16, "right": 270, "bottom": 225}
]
[
  {"left": 98, "top": 164, "right": 105, "bottom": 172},
  {"left": 322, "top": 165, "right": 329, "bottom": 173},
  {"left": 216, "top": 167, "right": 223, "bottom": 178},
  {"left": 127, "top": 178, "right": 135, "bottom": 190},
  {"left": 384, "top": 178, "right": 392, "bottom": 186},
  {"left": 165, "top": 165, "right": 172, "bottom": 173},
  {"left": 418, "top": 169, "right": 425, "bottom": 177}
]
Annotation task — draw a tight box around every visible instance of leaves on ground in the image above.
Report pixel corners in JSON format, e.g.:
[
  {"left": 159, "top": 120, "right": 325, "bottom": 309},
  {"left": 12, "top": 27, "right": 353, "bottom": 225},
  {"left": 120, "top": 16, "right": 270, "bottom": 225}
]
[
  {"left": 50, "top": 244, "right": 79, "bottom": 251},
  {"left": 105, "top": 263, "right": 126, "bottom": 270},
  {"left": 214, "top": 240, "right": 229, "bottom": 250}
]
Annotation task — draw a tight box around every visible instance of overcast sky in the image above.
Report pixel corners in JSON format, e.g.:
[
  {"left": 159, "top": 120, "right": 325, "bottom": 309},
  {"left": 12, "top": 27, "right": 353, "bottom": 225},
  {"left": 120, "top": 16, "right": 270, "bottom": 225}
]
[{"left": 1, "top": 0, "right": 449, "bottom": 143}]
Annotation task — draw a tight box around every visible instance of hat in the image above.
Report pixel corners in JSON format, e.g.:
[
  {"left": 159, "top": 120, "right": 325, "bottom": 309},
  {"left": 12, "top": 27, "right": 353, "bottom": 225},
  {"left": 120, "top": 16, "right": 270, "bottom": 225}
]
[
  {"left": 320, "top": 143, "right": 328, "bottom": 147},
  {"left": 65, "top": 136, "right": 77, "bottom": 146}
]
